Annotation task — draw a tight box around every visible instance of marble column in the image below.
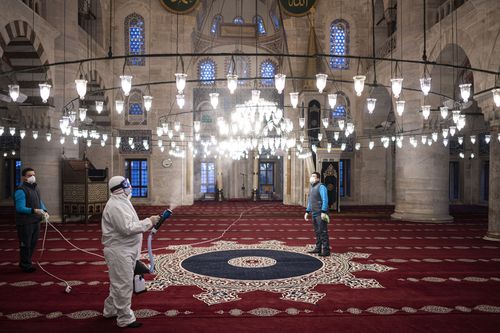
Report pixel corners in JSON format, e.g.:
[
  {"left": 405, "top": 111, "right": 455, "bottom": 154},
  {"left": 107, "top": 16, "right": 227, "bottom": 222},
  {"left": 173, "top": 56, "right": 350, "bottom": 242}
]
[
  {"left": 484, "top": 121, "right": 500, "bottom": 241},
  {"left": 391, "top": 99, "right": 453, "bottom": 223},
  {"left": 252, "top": 155, "right": 259, "bottom": 201},
  {"left": 216, "top": 157, "right": 223, "bottom": 201}
]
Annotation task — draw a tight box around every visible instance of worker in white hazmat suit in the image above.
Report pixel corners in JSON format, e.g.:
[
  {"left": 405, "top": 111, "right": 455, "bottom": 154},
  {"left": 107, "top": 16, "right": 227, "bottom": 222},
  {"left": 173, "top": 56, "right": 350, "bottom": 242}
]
[{"left": 101, "top": 176, "right": 160, "bottom": 328}]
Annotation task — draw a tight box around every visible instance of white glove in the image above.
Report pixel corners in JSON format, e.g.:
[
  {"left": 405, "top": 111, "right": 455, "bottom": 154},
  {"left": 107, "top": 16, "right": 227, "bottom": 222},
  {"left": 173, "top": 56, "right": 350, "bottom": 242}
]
[
  {"left": 34, "top": 209, "right": 44, "bottom": 215},
  {"left": 44, "top": 212, "right": 50, "bottom": 220},
  {"left": 149, "top": 215, "right": 160, "bottom": 225},
  {"left": 321, "top": 213, "right": 330, "bottom": 223},
  {"left": 304, "top": 212, "right": 309, "bottom": 221}
]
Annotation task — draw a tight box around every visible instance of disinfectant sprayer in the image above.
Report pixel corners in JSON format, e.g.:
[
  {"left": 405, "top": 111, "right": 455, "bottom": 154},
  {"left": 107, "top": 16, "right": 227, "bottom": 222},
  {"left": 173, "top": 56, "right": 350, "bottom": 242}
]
[{"left": 134, "top": 209, "right": 173, "bottom": 294}]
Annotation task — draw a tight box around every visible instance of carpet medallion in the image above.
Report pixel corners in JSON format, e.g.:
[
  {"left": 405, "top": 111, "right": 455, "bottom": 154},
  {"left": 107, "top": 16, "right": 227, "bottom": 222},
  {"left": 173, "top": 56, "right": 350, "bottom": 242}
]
[{"left": 147, "top": 240, "right": 395, "bottom": 305}]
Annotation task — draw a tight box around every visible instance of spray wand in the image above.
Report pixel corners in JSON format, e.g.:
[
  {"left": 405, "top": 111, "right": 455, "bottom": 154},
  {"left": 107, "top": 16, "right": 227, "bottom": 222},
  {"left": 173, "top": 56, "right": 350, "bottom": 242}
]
[{"left": 147, "top": 209, "right": 173, "bottom": 273}]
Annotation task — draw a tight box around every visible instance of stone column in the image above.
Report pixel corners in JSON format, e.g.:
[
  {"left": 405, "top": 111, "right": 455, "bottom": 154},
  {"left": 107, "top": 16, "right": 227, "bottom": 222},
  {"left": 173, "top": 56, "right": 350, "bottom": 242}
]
[
  {"left": 485, "top": 121, "right": 500, "bottom": 241},
  {"left": 252, "top": 154, "right": 259, "bottom": 201},
  {"left": 391, "top": 99, "right": 453, "bottom": 223},
  {"left": 216, "top": 157, "right": 223, "bottom": 201}
]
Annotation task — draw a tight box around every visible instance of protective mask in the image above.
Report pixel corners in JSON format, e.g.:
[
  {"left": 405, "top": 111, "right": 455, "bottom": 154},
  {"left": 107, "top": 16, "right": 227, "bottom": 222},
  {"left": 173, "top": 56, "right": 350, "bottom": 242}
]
[
  {"left": 309, "top": 177, "right": 316, "bottom": 185},
  {"left": 27, "top": 176, "right": 36, "bottom": 184}
]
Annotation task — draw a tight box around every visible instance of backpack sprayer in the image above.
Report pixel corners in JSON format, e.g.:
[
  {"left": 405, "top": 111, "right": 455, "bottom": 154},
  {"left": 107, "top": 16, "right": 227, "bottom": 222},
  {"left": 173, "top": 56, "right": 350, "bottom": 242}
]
[{"left": 133, "top": 209, "right": 173, "bottom": 294}]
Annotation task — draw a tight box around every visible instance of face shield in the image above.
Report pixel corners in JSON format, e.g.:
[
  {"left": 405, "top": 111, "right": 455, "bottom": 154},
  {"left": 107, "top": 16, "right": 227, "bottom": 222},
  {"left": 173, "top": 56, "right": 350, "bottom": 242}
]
[{"left": 110, "top": 178, "right": 132, "bottom": 193}]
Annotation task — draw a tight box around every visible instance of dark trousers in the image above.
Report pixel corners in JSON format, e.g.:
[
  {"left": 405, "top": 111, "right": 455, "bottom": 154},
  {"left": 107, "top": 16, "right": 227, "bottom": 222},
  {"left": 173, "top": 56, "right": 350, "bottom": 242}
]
[
  {"left": 312, "top": 214, "right": 330, "bottom": 254},
  {"left": 16, "top": 223, "right": 40, "bottom": 270}
]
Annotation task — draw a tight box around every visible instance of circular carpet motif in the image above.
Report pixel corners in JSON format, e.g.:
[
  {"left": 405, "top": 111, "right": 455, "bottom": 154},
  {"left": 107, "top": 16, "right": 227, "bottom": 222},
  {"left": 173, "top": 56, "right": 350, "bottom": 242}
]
[{"left": 146, "top": 240, "right": 395, "bottom": 305}]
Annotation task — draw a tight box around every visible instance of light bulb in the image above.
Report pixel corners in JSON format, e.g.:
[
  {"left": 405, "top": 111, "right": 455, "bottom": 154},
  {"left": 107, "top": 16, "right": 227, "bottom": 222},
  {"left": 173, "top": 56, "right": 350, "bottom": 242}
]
[
  {"left": 470, "top": 153, "right": 475, "bottom": 159},
  {"left": 420, "top": 77, "right": 431, "bottom": 96},
  {"left": 32, "top": 130, "right": 38, "bottom": 140},
  {"left": 341, "top": 143, "right": 346, "bottom": 151},
  {"left": 174, "top": 121, "right": 181, "bottom": 132},
  {"left": 470, "top": 135, "right": 476, "bottom": 144},
  {"left": 9, "top": 127, "right": 15, "bottom": 136},
  {"left": 498, "top": 133, "right": 500, "bottom": 143},
  {"left": 442, "top": 128, "right": 449, "bottom": 138},
  {"left": 458, "top": 136, "right": 463, "bottom": 145},
  {"left": 299, "top": 117, "right": 305, "bottom": 129},
  {"left": 251, "top": 89, "right": 261, "bottom": 104},
  {"left": 443, "top": 138, "right": 449, "bottom": 147},
  {"left": 369, "top": 141, "right": 374, "bottom": 150},
  {"left": 227, "top": 74, "right": 238, "bottom": 94},
  {"left": 120, "top": 75, "right": 133, "bottom": 96},
  {"left": 315, "top": 73, "right": 328, "bottom": 93},
  {"left": 355, "top": 142, "right": 361, "bottom": 150},
  {"left": 449, "top": 126, "right": 456, "bottom": 137},
  {"left": 440, "top": 106, "right": 449, "bottom": 119},
  {"left": 79, "top": 108, "right": 87, "bottom": 122},
  {"left": 396, "top": 100, "right": 405, "bottom": 116},
  {"left": 0, "top": 126, "right": 5, "bottom": 136},
  {"left": 366, "top": 98, "right": 377, "bottom": 114},
  {"left": 46, "top": 132, "right": 52, "bottom": 142},
  {"left": 457, "top": 115, "right": 466, "bottom": 130},
  {"left": 274, "top": 73, "right": 286, "bottom": 94},
  {"left": 322, "top": 117, "right": 329, "bottom": 129},
  {"left": 318, "top": 133, "right": 323, "bottom": 141},
  {"left": 175, "top": 73, "right": 187, "bottom": 94},
  {"left": 95, "top": 101, "right": 104, "bottom": 114},
  {"left": 459, "top": 83, "right": 472, "bottom": 102},
  {"left": 290, "top": 92, "right": 299, "bottom": 109},
  {"left": 8, "top": 84, "right": 20, "bottom": 102},
  {"left": 87, "top": 139, "right": 92, "bottom": 147},
  {"left": 209, "top": 92, "right": 219, "bottom": 109},
  {"left": 115, "top": 100, "right": 124, "bottom": 114},
  {"left": 75, "top": 79, "right": 87, "bottom": 99},
  {"left": 346, "top": 122, "right": 354, "bottom": 135},
  {"left": 459, "top": 152, "right": 465, "bottom": 159},
  {"left": 390, "top": 78, "right": 403, "bottom": 98},
  {"left": 334, "top": 131, "right": 340, "bottom": 141},
  {"left": 143, "top": 95, "right": 153, "bottom": 112},
  {"left": 338, "top": 119, "right": 345, "bottom": 131},
  {"left": 422, "top": 105, "right": 431, "bottom": 120},
  {"left": 493, "top": 89, "right": 500, "bottom": 107},
  {"left": 452, "top": 110, "right": 460, "bottom": 124},
  {"left": 485, "top": 134, "right": 491, "bottom": 144},
  {"left": 176, "top": 94, "right": 185, "bottom": 109},
  {"left": 421, "top": 135, "right": 427, "bottom": 145},
  {"left": 353, "top": 75, "right": 366, "bottom": 96},
  {"left": 39, "top": 83, "right": 51, "bottom": 103},
  {"left": 328, "top": 93, "right": 337, "bottom": 108},
  {"left": 20, "top": 129, "right": 26, "bottom": 139}
]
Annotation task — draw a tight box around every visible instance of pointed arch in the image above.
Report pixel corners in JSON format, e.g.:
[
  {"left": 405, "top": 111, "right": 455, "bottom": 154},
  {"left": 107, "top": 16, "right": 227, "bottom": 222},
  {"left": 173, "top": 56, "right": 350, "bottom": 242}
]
[{"left": 329, "top": 19, "right": 350, "bottom": 69}]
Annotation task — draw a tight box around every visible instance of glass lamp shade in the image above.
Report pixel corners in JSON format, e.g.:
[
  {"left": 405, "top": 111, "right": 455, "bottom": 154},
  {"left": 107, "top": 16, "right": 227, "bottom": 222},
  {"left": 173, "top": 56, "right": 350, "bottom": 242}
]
[
  {"left": 298, "top": 117, "right": 305, "bottom": 129},
  {"left": 100, "top": 139, "right": 105, "bottom": 147},
  {"left": 115, "top": 137, "right": 121, "bottom": 148},
  {"left": 452, "top": 110, "right": 461, "bottom": 124},
  {"left": 432, "top": 132, "right": 438, "bottom": 142},
  {"left": 341, "top": 143, "right": 347, "bottom": 151},
  {"left": 442, "top": 128, "right": 449, "bottom": 138},
  {"left": 175, "top": 73, "right": 187, "bottom": 94},
  {"left": 290, "top": 92, "right": 299, "bottom": 109},
  {"left": 334, "top": 131, "right": 340, "bottom": 141},
  {"left": 102, "top": 133, "right": 108, "bottom": 142},
  {"left": 327, "top": 142, "right": 332, "bottom": 153},
  {"left": 443, "top": 138, "right": 449, "bottom": 147},
  {"left": 493, "top": 89, "right": 500, "bottom": 107},
  {"left": 68, "top": 111, "right": 77, "bottom": 123},
  {"left": 369, "top": 141, "right": 374, "bottom": 150},
  {"left": 75, "top": 79, "right": 87, "bottom": 99},
  {"left": 156, "top": 127, "right": 163, "bottom": 137},
  {"left": 420, "top": 77, "right": 431, "bottom": 96},
  {"left": 317, "top": 133, "right": 323, "bottom": 141},
  {"left": 353, "top": 75, "right": 366, "bottom": 96},
  {"left": 396, "top": 100, "right": 405, "bottom": 116},
  {"left": 32, "top": 130, "right": 38, "bottom": 140},
  {"left": 73, "top": 136, "right": 79, "bottom": 145},
  {"left": 338, "top": 119, "right": 345, "bottom": 131},
  {"left": 46, "top": 132, "right": 52, "bottom": 142},
  {"left": 208, "top": 92, "right": 219, "bottom": 109},
  {"left": 143, "top": 95, "right": 153, "bottom": 112},
  {"left": 485, "top": 134, "right": 491, "bottom": 144},
  {"left": 195, "top": 133, "right": 200, "bottom": 141},
  {"left": 87, "top": 139, "right": 92, "bottom": 147},
  {"left": 346, "top": 122, "right": 355, "bottom": 135},
  {"left": 9, "top": 127, "right": 16, "bottom": 136},
  {"left": 497, "top": 133, "right": 500, "bottom": 143},
  {"left": 60, "top": 136, "right": 66, "bottom": 145},
  {"left": 457, "top": 115, "right": 466, "bottom": 130},
  {"left": 458, "top": 136, "right": 464, "bottom": 145},
  {"left": 274, "top": 74, "right": 286, "bottom": 94},
  {"left": 315, "top": 73, "right": 328, "bottom": 93},
  {"left": 176, "top": 94, "right": 185, "bottom": 109},
  {"left": 366, "top": 98, "right": 377, "bottom": 114},
  {"left": 390, "top": 78, "right": 403, "bottom": 98},
  {"left": 95, "top": 101, "right": 104, "bottom": 114},
  {"left": 168, "top": 130, "right": 174, "bottom": 139},
  {"left": 180, "top": 132, "right": 185, "bottom": 141},
  {"left": 20, "top": 129, "right": 26, "bottom": 139},
  {"left": 174, "top": 121, "right": 181, "bottom": 132},
  {"left": 8, "top": 84, "right": 20, "bottom": 102},
  {"left": 440, "top": 106, "right": 449, "bottom": 119},
  {"left": 355, "top": 142, "right": 361, "bottom": 150},
  {"left": 79, "top": 108, "right": 87, "bottom": 122},
  {"left": 449, "top": 126, "right": 456, "bottom": 137},
  {"left": 322, "top": 117, "right": 329, "bottom": 129},
  {"left": 459, "top": 83, "right": 472, "bottom": 102},
  {"left": 459, "top": 152, "right": 465, "bottom": 159},
  {"left": 251, "top": 89, "right": 261, "bottom": 104},
  {"left": 422, "top": 105, "right": 431, "bottom": 120},
  {"left": 115, "top": 100, "right": 124, "bottom": 114},
  {"left": 328, "top": 93, "right": 337, "bottom": 108},
  {"left": 0, "top": 126, "right": 5, "bottom": 135},
  {"left": 194, "top": 120, "right": 201, "bottom": 133},
  {"left": 120, "top": 75, "right": 133, "bottom": 96},
  {"left": 470, "top": 135, "right": 476, "bottom": 144},
  {"left": 128, "top": 137, "right": 134, "bottom": 146},
  {"left": 39, "top": 83, "right": 51, "bottom": 103},
  {"left": 227, "top": 74, "right": 238, "bottom": 94},
  {"left": 421, "top": 135, "right": 427, "bottom": 145},
  {"left": 299, "top": 135, "right": 304, "bottom": 143}
]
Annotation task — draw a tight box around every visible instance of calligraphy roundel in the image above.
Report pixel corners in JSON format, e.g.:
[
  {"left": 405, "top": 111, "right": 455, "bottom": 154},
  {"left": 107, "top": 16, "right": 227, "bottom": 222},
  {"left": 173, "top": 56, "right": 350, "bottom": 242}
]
[
  {"left": 279, "top": 0, "right": 318, "bottom": 17},
  {"left": 160, "top": 0, "right": 200, "bottom": 14}
]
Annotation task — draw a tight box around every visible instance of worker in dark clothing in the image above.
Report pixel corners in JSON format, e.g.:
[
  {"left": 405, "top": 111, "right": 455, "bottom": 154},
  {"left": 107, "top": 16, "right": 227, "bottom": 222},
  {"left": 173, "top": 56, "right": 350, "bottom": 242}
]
[{"left": 14, "top": 167, "right": 48, "bottom": 272}]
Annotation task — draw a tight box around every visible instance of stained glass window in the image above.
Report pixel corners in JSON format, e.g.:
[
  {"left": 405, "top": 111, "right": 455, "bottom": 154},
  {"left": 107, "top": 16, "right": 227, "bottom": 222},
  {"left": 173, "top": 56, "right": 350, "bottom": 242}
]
[
  {"left": 233, "top": 16, "right": 244, "bottom": 25},
  {"left": 260, "top": 59, "right": 276, "bottom": 86},
  {"left": 210, "top": 15, "right": 222, "bottom": 35},
  {"left": 201, "top": 162, "right": 215, "bottom": 193},
  {"left": 253, "top": 15, "right": 266, "bottom": 35},
  {"left": 270, "top": 10, "right": 279, "bottom": 31},
  {"left": 332, "top": 105, "right": 346, "bottom": 118},
  {"left": 15, "top": 160, "right": 22, "bottom": 186},
  {"left": 125, "top": 13, "right": 145, "bottom": 66},
  {"left": 129, "top": 103, "right": 143, "bottom": 115},
  {"left": 330, "top": 20, "right": 349, "bottom": 69},
  {"left": 199, "top": 59, "right": 216, "bottom": 85},
  {"left": 125, "top": 159, "right": 148, "bottom": 197}
]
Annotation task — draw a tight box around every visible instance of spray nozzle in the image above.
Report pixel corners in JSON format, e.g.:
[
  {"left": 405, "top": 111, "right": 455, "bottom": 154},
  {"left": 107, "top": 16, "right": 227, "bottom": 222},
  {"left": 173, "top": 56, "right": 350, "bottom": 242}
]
[{"left": 154, "top": 209, "right": 173, "bottom": 230}]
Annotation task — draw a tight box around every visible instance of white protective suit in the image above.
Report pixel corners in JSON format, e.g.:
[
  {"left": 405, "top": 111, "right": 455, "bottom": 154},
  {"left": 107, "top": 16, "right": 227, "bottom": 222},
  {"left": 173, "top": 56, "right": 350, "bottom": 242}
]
[{"left": 101, "top": 190, "right": 153, "bottom": 327}]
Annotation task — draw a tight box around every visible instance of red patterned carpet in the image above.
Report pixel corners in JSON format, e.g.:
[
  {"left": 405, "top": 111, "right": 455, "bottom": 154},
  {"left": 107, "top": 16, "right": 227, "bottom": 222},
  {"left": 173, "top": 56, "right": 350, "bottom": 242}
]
[{"left": 0, "top": 202, "right": 499, "bottom": 332}]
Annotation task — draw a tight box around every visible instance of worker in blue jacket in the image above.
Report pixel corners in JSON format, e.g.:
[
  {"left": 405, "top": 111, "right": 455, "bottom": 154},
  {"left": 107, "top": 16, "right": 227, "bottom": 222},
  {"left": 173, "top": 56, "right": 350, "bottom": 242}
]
[
  {"left": 14, "top": 167, "right": 48, "bottom": 272},
  {"left": 304, "top": 171, "right": 331, "bottom": 256}
]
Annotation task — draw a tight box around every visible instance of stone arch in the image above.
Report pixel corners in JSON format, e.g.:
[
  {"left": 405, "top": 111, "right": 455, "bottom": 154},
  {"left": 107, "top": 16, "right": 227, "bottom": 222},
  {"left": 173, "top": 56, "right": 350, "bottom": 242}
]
[{"left": 0, "top": 20, "right": 50, "bottom": 66}]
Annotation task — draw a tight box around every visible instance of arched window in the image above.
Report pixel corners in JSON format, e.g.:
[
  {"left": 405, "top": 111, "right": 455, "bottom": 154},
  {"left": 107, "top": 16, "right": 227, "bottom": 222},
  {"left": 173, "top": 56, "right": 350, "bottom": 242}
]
[
  {"left": 126, "top": 89, "right": 146, "bottom": 125},
  {"left": 270, "top": 10, "right": 280, "bottom": 31},
  {"left": 198, "top": 58, "right": 216, "bottom": 85},
  {"left": 331, "top": 92, "right": 349, "bottom": 119},
  {"left": 233, "top": 16, "right": 244, "bottom": 25},
  {"left": 253, "top": 15, "right": 266, "bottom": 36},
  {"left": 227, "top": 56, "right": 251, "bottom": 86},
  {"left": 125, "top": 13, "right": 145, "bottom": 66},
  {"left": 210, "top": 15, "right": 222, "bottom": 36},
  {"left": 330, "top": 20, "right": 349, "bottom": 69},
  {"left": 260, "top": 59, "right": 277, "bottom": 86}
]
